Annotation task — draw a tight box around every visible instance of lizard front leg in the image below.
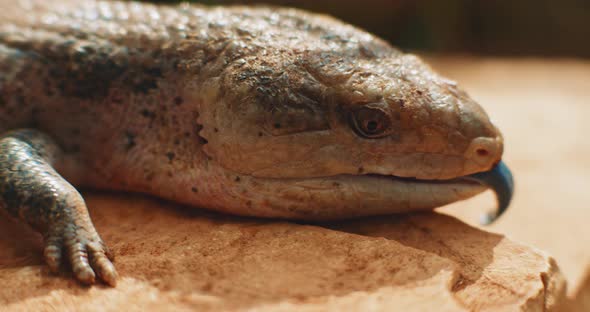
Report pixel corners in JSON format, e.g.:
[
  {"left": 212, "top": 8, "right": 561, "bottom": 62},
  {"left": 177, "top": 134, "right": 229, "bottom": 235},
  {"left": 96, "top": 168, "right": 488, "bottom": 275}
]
[{"left": 0, "top": 129, "right": 117, "bottom": 286}]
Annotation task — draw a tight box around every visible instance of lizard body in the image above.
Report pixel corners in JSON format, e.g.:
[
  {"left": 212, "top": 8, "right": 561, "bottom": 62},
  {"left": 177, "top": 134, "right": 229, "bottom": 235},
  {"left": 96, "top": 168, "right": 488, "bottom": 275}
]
[{"left": 0, "top": 0, "right": 513, "bottom": 286}]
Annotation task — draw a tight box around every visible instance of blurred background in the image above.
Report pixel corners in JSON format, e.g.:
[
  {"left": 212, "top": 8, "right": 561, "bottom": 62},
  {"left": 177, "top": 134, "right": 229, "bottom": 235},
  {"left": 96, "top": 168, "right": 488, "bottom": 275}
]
[{"left": 149, "top": 0, "right": 590, "bottom": 58}]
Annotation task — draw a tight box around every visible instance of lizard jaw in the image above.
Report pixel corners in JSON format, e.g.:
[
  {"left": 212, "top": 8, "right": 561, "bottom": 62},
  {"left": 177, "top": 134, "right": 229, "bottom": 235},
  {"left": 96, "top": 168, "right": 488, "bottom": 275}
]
[
  {"left": 248, "top": 173, "right": 490, "bottom": 221},
  {"left": 363, "top": 160, "right": 514, "bottom": 224},
  {"left": 170, "top": 162, "right": 512, "bottom": 223}
]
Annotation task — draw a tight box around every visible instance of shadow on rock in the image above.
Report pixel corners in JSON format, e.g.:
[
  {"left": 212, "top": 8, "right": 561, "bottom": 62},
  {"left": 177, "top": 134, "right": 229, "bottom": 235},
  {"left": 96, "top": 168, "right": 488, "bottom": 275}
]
[{"left": 324, "top": 212, "right": 503, "bottom": 293}]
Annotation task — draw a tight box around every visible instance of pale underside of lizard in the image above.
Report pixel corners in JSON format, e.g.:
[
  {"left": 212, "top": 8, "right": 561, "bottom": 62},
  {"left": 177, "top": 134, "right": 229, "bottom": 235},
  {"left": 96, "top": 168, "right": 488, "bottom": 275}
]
[{"left": 0, "top": 0, "right": 513, "bottom": 286}]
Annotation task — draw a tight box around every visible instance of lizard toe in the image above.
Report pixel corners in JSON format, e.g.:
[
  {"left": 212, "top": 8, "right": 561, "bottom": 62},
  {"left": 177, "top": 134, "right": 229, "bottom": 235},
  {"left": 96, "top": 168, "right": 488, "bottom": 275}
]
[
  {"left": 43, "top": 236, "right": 63, "bottom": 273},
  {"left": 88, "top": 242, "right": 118, "bottom": 286},
  {"left": 67, "top": 241, "right": 96, "bottom": 285}
]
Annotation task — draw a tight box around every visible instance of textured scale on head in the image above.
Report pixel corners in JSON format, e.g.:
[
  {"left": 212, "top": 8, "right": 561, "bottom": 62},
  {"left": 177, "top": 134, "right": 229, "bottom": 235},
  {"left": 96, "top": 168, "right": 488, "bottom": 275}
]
[{"left": 192, "top": 7, "right": 513, "bottom": 222}]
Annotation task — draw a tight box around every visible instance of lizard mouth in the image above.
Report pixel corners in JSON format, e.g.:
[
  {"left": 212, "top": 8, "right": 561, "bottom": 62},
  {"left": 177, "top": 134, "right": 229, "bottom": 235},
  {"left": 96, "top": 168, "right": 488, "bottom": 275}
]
[
  {"left": 208, "top": 161, "right": 513, "bottom": 222},
  {"left": 366, "top": 174, "right": 480, "bottom": 185},
  {"left": 363, "top": 161, "right": 514, "bottom": 224}
]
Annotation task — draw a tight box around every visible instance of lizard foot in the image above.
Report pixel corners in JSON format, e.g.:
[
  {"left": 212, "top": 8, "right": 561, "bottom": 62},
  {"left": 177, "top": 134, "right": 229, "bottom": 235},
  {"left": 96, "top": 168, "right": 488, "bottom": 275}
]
[
  {"left": 44, "top": 224, "right": 118, "bottom": 286},
  {"left": 0, "top": 129, "right": 118, "bottom": 286}
]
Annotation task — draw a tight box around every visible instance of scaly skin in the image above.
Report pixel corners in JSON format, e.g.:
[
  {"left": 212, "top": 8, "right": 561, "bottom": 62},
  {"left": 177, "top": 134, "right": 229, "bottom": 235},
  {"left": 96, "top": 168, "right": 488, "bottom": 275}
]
[{"left": 0, "top": 0, "right": 508, "bottom": 285}]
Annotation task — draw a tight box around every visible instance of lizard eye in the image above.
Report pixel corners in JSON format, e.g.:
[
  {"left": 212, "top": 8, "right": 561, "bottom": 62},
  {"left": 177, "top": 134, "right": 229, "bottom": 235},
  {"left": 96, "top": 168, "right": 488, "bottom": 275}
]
[{"left": 350, "top": 106, "right": 392, "bottom": 138}]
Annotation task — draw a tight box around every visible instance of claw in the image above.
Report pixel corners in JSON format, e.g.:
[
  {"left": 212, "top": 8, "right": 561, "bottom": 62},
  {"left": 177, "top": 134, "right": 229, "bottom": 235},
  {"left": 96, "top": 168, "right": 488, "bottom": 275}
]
[{"left": 69, "top": 242, "right": 95, "bottom": 285}]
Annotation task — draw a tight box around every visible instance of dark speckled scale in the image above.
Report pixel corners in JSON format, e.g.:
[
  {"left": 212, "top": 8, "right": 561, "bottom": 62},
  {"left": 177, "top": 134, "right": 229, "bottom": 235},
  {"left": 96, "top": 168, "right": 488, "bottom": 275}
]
[{"left": 0, "top": 129, "right": 62, "bottom": 224}]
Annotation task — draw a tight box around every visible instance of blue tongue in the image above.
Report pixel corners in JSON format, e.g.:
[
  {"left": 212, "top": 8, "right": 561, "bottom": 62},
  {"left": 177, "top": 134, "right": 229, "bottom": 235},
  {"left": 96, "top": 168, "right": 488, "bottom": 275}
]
[{"left": 465, "top": 161, "right": 514, "bottom": 224}]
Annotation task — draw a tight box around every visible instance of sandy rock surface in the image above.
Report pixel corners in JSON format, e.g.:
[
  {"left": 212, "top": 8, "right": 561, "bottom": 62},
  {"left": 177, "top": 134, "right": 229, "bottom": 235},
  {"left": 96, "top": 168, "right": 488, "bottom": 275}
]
[
  {"left": 0, "top": 194, "right": 565, "bottom": 311},
  {"left": 1, "top": 57, "right": 588, "bottom": 311}
]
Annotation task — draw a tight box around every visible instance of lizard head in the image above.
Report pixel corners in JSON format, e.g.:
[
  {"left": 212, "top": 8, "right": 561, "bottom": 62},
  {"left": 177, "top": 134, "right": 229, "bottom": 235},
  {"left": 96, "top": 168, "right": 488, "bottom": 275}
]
[{"left": 195, "top": 13, "right": 512, "bottom": 222}]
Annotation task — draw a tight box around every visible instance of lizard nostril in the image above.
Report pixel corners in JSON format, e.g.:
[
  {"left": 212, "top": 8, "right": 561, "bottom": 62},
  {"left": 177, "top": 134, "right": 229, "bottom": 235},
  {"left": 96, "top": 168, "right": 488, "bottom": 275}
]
[
  {"left": 464, "top": 136, "right": 502, "bottom": 168},
  {"left": 476, "top": 148, "right": 489, "bottom": 157}
]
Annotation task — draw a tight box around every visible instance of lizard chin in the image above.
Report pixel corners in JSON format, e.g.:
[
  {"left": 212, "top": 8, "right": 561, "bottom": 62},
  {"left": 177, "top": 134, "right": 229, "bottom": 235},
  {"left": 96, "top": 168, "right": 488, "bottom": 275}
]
[
  {"left": 179, "top": 162, "right": 513, "bottom": 224},
  {"left": 206, "top": 170, "right": 489, "bottom": 222},
  {"left": 343, "top": 160, "right": 514, "bottom": 224}
]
